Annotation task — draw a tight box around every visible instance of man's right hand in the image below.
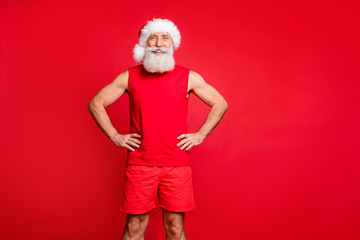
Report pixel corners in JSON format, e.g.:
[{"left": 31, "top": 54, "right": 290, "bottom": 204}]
[{"left": 112, "top": 133, "right": 142, "bottom": 151}]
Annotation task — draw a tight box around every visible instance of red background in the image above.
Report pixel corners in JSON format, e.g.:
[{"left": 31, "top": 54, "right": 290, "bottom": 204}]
[{"left": 1, "top": 0, "right": 359, "bottom": 239}]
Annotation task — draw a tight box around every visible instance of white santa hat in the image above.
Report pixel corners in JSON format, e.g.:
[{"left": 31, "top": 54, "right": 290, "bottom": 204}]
[{"left": 133, "top": 17, "right": 181, "bottom": 63}]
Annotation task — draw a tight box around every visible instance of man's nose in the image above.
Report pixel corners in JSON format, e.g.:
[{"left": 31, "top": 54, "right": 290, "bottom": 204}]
[{"left": 155, "top": 39, "right": 164, "bottom": 47}]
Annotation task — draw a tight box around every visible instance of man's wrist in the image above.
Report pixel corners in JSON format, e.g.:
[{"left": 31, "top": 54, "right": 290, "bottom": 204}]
[
  {"left": 196, "top": 130, "right": 208, "bottom": 139},
  {"left": 110, "top": 132, "right": 120, "bottom": 142}
]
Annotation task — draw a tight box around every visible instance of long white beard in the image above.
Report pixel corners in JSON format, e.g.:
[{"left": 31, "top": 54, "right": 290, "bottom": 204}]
[{"left": 143, "top": 46, "right": 175, "bottom": 73}]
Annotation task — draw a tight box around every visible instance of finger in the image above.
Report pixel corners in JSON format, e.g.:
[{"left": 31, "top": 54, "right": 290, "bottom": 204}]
[
  {"left": 180, "top": 141, "right": 192, "bottom": 150},
  {"left": 127, "top": 140, "right": 140, "bottom": 148},
  {"left": 185, "top": 143, "right": 194, "bottom": 151},
  {"left": 129, "top": 137, "right": 141, "bottom": 145},
  {"left": 177, "top": 138, "right": 190, "bottom": 147},
  {"left": 177, "top": 134, "right": 187, "bottom": 140},
  {"left": 124, "top": 143, "right": 135, "bottom": 151},
  {"left": 131, "top": 133, "right": 142, "bottom": 138},
  {"left": 128, "top": 138, "right": 141, "bottom": 146}
]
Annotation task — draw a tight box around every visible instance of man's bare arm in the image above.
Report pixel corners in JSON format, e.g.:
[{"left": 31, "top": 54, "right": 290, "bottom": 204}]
[
  {"left": 190, "top": 70, "right": 229, "bottom": 137},
  {"left": 87, "top": 70, "right": 141, "bottom": 151},
  {"left": 177, "top": 70, "right": 228, "bottom": 151}
]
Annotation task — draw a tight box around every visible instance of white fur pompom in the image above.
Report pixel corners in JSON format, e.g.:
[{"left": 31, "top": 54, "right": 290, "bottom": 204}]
[{"left": 133, "top": 43, "right": 145, "bottom": 63}]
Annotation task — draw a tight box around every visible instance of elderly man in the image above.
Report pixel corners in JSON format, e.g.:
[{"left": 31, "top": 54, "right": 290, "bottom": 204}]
[{"left": 88, "top": 18, "right": 228, "bottom": 240}]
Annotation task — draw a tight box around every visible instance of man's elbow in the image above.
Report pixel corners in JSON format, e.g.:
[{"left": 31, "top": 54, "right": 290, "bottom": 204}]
[
  {"left": 88, "top": 99, "right": 101, "bottom": 113},
  {"left": 223, "top": 100, "right": 229, "bottom": 112},
  {"left": 213, "top": 98, "right": 228, "bottom": 112},
  {"left": 224, "top": 101, "right": 229, "bottom": 111},
  {"left": 87, "top": 100, "right": 94, "bottom": 114},
  {"left": 218, "top": 96, "right": 228, "bottom": 111}
]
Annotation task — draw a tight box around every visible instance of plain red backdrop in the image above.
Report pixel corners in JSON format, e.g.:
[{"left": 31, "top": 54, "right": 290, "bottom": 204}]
[{"left": 1, "top": 0, "right": 359, "bottom": 239}]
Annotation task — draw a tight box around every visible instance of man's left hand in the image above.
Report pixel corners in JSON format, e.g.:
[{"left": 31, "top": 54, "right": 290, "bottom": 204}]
[{"left": 177, "top": 132, "right": 206, "bottom": 151}]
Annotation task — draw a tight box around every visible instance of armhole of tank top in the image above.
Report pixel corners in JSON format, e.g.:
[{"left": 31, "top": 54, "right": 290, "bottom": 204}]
[{"left": 186, "top": 68, "right": 191, "bottom": 98}]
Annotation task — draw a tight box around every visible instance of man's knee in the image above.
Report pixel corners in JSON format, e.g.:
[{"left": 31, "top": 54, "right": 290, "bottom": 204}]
[
  {"left": 127, "top": 218, "right": 141, "bottom": 235},
  {"left": 167, "top": 221, "right": 184, "bottom": 237},
  {"left": 124, "top": 213, "right": 149, "bottom": 238},
  {"left": 163, "top": 211, "right": 185, "bottom": 238}
]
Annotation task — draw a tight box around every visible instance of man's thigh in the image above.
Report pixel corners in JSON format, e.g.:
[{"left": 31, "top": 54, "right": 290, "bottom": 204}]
[
  {"left": 120, "top": 165, "right": 160, "bottom": 214},
  {"left": 158, "top": 166, "right": 196, "bottom": 212}
]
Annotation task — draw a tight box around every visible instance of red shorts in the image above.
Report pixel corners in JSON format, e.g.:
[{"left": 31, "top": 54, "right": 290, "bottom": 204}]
[{"left": 119, "top": 164, "right": 196, "bottom": 214}]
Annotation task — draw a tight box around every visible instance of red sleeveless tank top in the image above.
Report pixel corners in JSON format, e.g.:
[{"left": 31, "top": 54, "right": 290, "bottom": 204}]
[{"left": 126, "top": 64, "right": 190, "bottom": 166}]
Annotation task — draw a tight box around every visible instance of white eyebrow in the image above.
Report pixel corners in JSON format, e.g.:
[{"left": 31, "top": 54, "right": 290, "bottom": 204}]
[{"left": 150, "top": 33, "right": 169, "bottom": 37}]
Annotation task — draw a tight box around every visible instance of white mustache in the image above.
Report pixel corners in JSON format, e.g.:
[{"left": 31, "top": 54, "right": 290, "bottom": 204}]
[{"left": 146, "top": 46, "right": 170, "bottom": 53}]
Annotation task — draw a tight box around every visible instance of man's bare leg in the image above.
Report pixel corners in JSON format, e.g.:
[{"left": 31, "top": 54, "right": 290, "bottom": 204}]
[
  {"left": 121, "top": 212, "right": 150, "bottom": 240},
  {"left": 162, "top": 209, "right": 186, "bottom": 240}
]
